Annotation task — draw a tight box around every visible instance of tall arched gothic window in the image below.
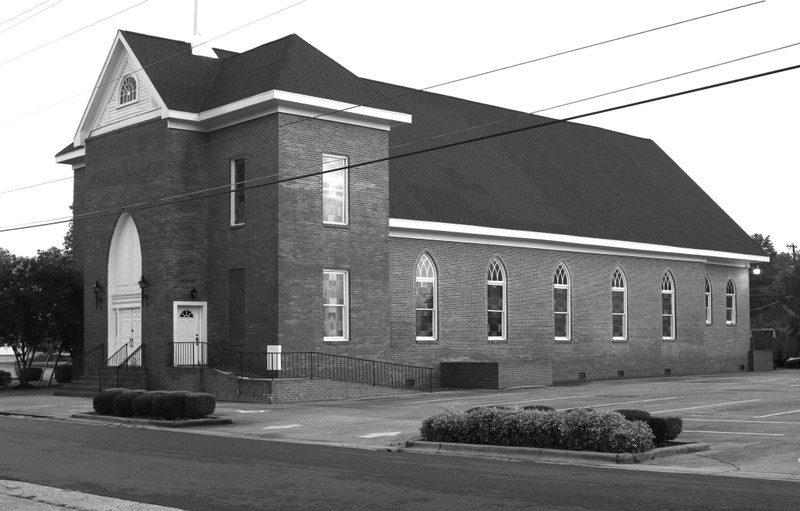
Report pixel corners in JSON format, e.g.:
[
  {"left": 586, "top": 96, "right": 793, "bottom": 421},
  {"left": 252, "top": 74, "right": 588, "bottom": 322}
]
[
  {"left": 661, "top": 271, "right": 676, "bottom": 339},
  {"left": 726, "top": 278, "right": 736, "bottom": 325},
  {"left": 415, "top": 253, "right": 437, "bottom": 340},
  {"left": 487, "top": 258, "right": 506, "bottom": 340},
  {"left": 704, "top": 275, "right": 712, "bottom": 325},
  {"left": 554, "top": 263, "right": 571, "bottom": 340},
  {"left": 612, "top": 268, "right": 627, "bottom": 340}
]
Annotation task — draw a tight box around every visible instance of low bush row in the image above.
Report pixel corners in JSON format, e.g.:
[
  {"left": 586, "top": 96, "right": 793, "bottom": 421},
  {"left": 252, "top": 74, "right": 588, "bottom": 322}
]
[
  {"left": 93, "top": 389, "right": 216, "bottom": 420},
  {"left": 420, "top": 407, "right": 656, "bottom": 454}
]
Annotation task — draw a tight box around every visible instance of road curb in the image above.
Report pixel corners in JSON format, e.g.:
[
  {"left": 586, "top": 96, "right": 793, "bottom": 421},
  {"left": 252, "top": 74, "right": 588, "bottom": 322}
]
[
  {"left": 70, "top": 413, "right": 233, "bottom": 428},
  {"left": 405, "top": 440, "right": 710, "bottom": 464}
]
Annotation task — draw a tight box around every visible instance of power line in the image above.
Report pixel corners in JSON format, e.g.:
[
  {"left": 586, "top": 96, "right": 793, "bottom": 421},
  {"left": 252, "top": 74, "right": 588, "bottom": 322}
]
[
  {"left": 3, "top": 59, "right": 799, "bottom": 234},
  {"left": 0, "top": 1, "right": 150, "bottom": 66},
  {"left": 0, "top": 176, "right": 72, "bottom": 195},
  {"left": 0, "top": 0, "right": 758, "bottom": 195},
  {"left": 0, "top": 0, "right": 62, "bottom": 34}
]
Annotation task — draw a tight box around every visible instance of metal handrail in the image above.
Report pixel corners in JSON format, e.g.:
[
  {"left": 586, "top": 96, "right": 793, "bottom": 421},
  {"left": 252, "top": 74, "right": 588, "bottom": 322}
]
[
  {"left": 83, "top": 344, "right": 106, "bottom": 374},
  {"left": 169, "top": 342, "right": 433, "bottom": 392},
  {"left": 99, "top": 344, "right": 145, "bottom": 391}
]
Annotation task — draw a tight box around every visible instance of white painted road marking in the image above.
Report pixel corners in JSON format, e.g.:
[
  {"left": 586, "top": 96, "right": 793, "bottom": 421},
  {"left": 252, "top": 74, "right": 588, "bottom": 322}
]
[
  {"left": 685, "top": 418, "right": 800, "bottom": 425},
  {"left": 583, "top": 397, "right": 677, "bottom": 408},
  {"left": 754, "top": 409, "right": 800, "bottom": 419},
  {"left": 683, "top": 430, "right": 784, "bottom": 437},
  {"left": 262, "top": 425, "right": 303, "bottom": 430},
  {"left": 653, "top": 399, "right": 762, "bottom": 414},
  {"left": 358, "top": 432, "right": 402, "bottom": 438},
  {"left": 236, "top": 410, "right": 268, "bottom": 414},
  {"left": 491, "top": 395, "right": 596, "bottom": 407}
]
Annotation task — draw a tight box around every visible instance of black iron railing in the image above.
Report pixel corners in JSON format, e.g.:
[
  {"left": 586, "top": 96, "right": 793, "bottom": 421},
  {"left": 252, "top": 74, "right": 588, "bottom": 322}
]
[
  {"left": 169, "top": 342, "right": 433, "bottom": 392},
  {"left": 99, "top": 344, "right": 145, "bottom": 391},
  {"left": 83, "top": 344, "right": 106, "bottom": 374}
]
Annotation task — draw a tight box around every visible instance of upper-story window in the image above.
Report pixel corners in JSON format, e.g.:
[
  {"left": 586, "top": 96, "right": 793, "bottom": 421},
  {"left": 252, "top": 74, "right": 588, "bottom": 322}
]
[
  {"left": 487, "top": 258, "right": 506, "bottom": 340},
  {"left": 704, "top": 275, "right": 712, "bottom": 325},
  {"left": 119, "top": 75, "right": 137, "bottom": 105},
  {"left": 726, "top": 278, "right": 736, "bottom": 325},
  {"left": 554, "top": 263, "right": 571, "bottom": 340},
  {"left": 230, "top": 159, "right": 245, "bottom": 226},
  {"left": 322, "top": 155, "right": 348, "bottom": 225},
  {"left": 612, "top": 267, "right": 627, "bottom": 340},
  {"left": 661, "top": 271, "right": 675, "bottom": 339},
  {"left": 415, "top": 253, "right": 437, "bottom": 340}
]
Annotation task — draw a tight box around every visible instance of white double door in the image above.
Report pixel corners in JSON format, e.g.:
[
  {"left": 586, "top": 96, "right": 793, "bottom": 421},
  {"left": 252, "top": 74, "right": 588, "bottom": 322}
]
[{"left": 111, "top": 306, "right": 141, "bottom": 363}]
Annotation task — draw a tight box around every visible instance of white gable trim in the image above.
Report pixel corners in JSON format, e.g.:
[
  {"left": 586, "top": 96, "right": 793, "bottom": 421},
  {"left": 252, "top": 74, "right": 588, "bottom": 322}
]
[
  {"left": 166, "top": 89, "right": 412, "bottom": 133},
  {"left": 389, "top": 218, "right": 769, "bottom": 268},
  {"left": 73, "top": 31, "right": 168, "bottom": 148}
]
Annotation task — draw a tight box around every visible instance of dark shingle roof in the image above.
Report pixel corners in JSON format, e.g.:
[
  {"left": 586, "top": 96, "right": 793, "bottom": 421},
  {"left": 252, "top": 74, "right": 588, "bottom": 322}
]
[{"left": 365, "top": 79, "right": 763, "bottom": 256}]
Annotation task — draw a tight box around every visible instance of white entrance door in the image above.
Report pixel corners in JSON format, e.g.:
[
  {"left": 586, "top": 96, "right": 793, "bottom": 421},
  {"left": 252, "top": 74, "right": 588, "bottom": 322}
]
[
  {"left": 175, "top": 306, "right": 205, "bottom": 365},
  {"left": 111, "top": 307, "right": 141, "bottom": 364}
]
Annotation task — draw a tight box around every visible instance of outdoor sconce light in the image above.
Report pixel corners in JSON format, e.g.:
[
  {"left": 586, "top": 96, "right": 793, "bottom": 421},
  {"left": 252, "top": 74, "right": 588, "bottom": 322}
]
[
  {"left": 92, "top": 280, "right": 102, "bottom": 309},
  {"left": 190, "top": 288, "right": 198, "bottom": 300},
  {"left": 752, "top": 264, "right": 761, "bottom": 276},
  {"left": 138, "top": 276, "right": 149, "bottom": 306}
]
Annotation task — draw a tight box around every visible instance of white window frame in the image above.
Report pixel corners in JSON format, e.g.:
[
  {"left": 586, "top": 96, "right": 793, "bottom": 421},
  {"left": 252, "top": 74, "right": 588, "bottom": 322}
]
[
  {"left": 554, "top": 263, "right": 571, "bottom": 341},
  {"left": 415, "top": 253, "right": 437, "bottom": 341},
  {"left": 612, "top": 267, "right": 627, "bottom": 341},
  {"left": 119, "top": 75, "right": 138, "bottom": 106},
  {"left": 704, "top": 275, "right": 712, "bottom": 325},
  {"left": 726, "top": 278, "right": 736, "bottom": 325},
  {"left": 661, "top": 271, "right": 675, "bottom": 340},
  {"left": 322, "top": 154, "right": 348, "bottom": 226},
  {"left": 230, "top": 159, "right": 245, "bottom": 226},
  {"left": 323, "top": 269, "right": 349, "bottom": 341},
  {"left": 487, "top": 258, "right": 506, "bottom": 341}
]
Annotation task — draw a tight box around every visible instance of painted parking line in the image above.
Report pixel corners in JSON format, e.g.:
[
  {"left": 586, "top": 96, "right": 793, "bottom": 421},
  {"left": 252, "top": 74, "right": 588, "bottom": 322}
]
[
  {"left": 489, "top": 395, "right": 596, "bottom": 407},
  {"left": 683, "top": 430, "right": 784, "bottom": 437},
  {"left": 685, "top": 418, "right": 800, "bottom": 425},
  {"left": 410, "top": 392, "right": 593, "bottom": 404},
  {"left": 236, "top": 410, "right": 269, "bottom": 414},
  {"left": 653, "top": 399, "right": 761, "bottom": 414},
  {"left": 582, "top": 397, "right": 677, "bottom": 409},
  {"left": 262, "top": 424, "right": 303, "bottom": 430},
  {"left": 753, "top": 409, "right": 800, "bottom": 419},
  {"left": 358, "top": 432, "right": 402, "bottom": 438}
]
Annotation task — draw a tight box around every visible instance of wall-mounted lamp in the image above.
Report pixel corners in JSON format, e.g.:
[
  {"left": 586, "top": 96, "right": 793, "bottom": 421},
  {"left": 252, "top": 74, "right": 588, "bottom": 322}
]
[
  {"left": 138, "top": 276, "right": 149, "bottom": 306},
  {"left": 752, "top": 264, "right": 761, "bottom": 276},
  {"left": 190, "top": 288, "right": 198, "bottom": 300},
  {"left": 92, "top": 280, "right": 103, "bottom": 309}
]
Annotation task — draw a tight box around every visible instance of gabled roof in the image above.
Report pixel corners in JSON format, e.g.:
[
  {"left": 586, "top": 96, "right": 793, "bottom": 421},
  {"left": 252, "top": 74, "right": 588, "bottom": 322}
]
[
  {"left": 119, "top": 31, "right": 399, "bottom": 114},
  {"left": 367, "top": 79, "right": 765, "bottom": 257}
]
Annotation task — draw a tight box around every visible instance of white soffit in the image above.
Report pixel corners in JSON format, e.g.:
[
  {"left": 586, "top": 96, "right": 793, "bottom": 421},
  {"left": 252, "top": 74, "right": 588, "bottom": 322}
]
[
  {"left": 389, "top": 219, "right": 770, "bottom": 267},
  {"left": 166, "top": 90, "right": 412, "bottom": 133}
]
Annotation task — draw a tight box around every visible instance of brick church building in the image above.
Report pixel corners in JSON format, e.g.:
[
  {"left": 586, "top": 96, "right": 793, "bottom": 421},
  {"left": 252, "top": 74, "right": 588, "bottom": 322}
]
[{"left": 56, "top": 31, "right": 767, "bottom": 400}]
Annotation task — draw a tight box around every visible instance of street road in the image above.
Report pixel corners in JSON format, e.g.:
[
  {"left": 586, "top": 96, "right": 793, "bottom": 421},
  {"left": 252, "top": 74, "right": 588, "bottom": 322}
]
[{"left": 0, "top": 416, "right": 795, "bottom": 510}]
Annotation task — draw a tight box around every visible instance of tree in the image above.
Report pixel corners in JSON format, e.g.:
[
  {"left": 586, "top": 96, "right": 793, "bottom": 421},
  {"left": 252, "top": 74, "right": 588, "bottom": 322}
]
[{"left": 0, "top": 247, "right": 82, "bottom": 388}]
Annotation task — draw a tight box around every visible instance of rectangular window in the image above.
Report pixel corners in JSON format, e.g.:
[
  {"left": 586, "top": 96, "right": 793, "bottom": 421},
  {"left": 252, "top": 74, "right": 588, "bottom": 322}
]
[
  {"left": 322, "top": 155, "right": 348, "bottom": 225},
  {"left": 228, "top": 269, "right": 245, "bottom": 345},
  {"left": 662, "top": 292, "right": 674, "bottom": 339},
  {"left": 554, "top": 287, "right": 569, "bottom": 338},
  {"left": 612, "top": 289, "right": 625, "bottom": 339},
  {"left": 323, "top": 270, "right": 349, "bottom": 341},
  {"left": 231, "top": 159, "right": 245, "bottom": 225},
  {"left": 726, "top": 295, "right": 735, "bottom": 324}
]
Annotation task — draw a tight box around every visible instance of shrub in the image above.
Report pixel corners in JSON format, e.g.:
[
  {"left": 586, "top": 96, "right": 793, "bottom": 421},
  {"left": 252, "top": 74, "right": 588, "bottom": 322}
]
[
  {"left": 522, "top": 405, "right": 555, "bottom": 412},
  {"left": 131, "top": 393, "right": 157, "bottom": 417},
  {"left": 185, "top": 393, "right": 216, "bottom": 418},
  {"left": 152, "top": 392, "right": 189, "bottom": 420},
  {"left": 17, "top": 366, "right": 43, "bottom": 382},
  {"left": 54, "top": 364, "right": 72, "bottom": 383},
  {"left": 614, "top": 409, "right": 651, "bottom": 421},
  {"left": 645, "top": 416, "right": 683, "bottom": 444},
  {"left": 93, "top": 389, "right": 128, "bottom": 415},
  {"left": 420, "top": 406, "right": 654, "bottom": 453},
  {"left": 0, "top": 370, "right": 11, "bottom": 386},
  {"left": 113, "top": 391, "right": 144, "bottom": 417}
]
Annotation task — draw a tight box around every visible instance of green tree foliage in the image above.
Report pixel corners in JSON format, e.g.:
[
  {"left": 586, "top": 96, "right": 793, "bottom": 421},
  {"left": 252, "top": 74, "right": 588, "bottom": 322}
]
[
  {"left": 0, "top": 247, "right": 82, "bottom": 387},
  {"left": 750, "top": 233, "right": 800, "bottom": 338}
]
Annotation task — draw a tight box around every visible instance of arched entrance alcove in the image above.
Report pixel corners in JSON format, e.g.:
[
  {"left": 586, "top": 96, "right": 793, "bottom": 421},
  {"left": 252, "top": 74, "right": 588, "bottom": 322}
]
[{"left": 106, "top": 212, "right": 143, "bottom": 362}]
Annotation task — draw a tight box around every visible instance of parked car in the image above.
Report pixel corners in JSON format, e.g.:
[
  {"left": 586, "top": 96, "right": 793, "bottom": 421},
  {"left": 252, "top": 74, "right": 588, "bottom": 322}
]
[{"left": 784, "top": 357, "right": 800, "bottom": 368}]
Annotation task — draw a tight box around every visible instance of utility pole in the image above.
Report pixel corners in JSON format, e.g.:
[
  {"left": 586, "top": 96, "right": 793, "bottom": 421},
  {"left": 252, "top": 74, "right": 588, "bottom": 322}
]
[{"left": 788, "top": 243, "right": 797, "bottom": 265}]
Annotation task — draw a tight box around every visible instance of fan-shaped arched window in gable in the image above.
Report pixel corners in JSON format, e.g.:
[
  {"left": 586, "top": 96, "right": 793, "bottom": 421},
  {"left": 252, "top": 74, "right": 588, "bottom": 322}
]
[
  {"left": 554, "top": 263, "right": 571, "bottom": 340},
  {"left": 704, "top": 275, "right": 713, "bottom": 325},
  {"left": 415, "top": 253, "right": 437, "bottom": 340},
  {"left": 661, "top": 271, "right": 675, "bottom": 339},
  {"left": 612, "top": 268, "right": 627, "bottom": 340},
  {"left": 726, "top": 278, "right": 736, "bottom": 325},
  {"left": 487, "top": 258, "right": 506, "bottom": 340},
  {"left": 119, "top": 75, "right": 137, "bottom": 105}
]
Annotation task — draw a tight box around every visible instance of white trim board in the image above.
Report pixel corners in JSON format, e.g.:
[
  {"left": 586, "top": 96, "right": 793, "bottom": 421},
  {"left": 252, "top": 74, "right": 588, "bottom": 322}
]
[{"left": 389, "top": 219, "right": 769, "bottom": 268}]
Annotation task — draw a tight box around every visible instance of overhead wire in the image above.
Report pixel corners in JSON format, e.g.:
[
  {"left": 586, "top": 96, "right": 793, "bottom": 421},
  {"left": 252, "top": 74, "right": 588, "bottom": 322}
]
[
  {"left": 0, "top": 0, "right": 762, "bottom": 195},
  {"left": 2, "top": 59, "right": 799, "bottom": 234},
  {"left": 0, "top": 0, "right": 63, "bottom": 35}
]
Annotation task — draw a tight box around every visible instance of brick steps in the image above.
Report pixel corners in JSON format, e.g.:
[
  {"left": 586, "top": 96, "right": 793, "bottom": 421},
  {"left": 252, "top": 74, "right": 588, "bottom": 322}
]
[{"left": 54, "top": 370, "right": 100, "bottom": 397}]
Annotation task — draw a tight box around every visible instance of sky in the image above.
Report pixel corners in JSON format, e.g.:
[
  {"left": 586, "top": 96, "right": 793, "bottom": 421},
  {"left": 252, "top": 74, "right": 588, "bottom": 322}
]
[{"left": 0, "top": 0, "right": 798, "bottom": 257}]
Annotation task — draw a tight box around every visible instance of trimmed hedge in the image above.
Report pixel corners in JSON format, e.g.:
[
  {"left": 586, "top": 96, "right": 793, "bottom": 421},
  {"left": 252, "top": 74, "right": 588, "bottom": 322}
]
[
  {"left": 54, "top": 364, "right": 72, "bottom": 383},
  {"left": 93, "top": 389, "right": 216, "bottom": 420},
  {"left": 0, "top": 370, "right": 12, "bottom": 386},
  {"left": 420, "top": 407, "right": 654, "bottom": 454},
  {"left": 614, "top": 409, "right": 683, "bottom": 444}
]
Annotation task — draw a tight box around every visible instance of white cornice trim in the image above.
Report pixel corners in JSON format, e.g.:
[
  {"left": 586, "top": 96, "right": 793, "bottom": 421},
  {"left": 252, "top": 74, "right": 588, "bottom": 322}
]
[
  {"left": 55, "top": 146, "right": 86, "bottom": 165},
  {"left": 389, "top": 219, "right": 770, "bottom": 268},
  {"left": 165, "top": 89, "right": 411, "bottom": 133}
]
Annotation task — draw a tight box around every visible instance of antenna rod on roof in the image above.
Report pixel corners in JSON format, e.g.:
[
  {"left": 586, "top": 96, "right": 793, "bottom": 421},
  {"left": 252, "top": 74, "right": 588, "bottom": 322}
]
[{"left": 193, "top": 0, "right": 199, "bottom": 36}]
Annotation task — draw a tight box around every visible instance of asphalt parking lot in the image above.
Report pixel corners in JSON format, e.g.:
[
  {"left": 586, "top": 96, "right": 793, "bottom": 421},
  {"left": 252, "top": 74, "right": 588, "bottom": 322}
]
[{"left": 2, "top": 369, "right": 799, "bottom": 480}]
